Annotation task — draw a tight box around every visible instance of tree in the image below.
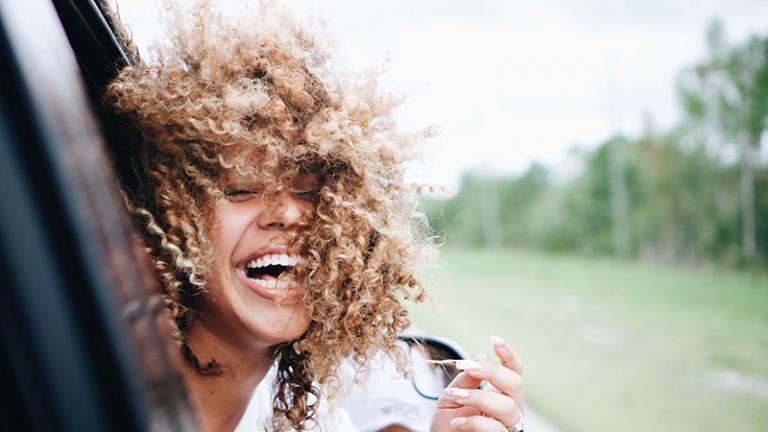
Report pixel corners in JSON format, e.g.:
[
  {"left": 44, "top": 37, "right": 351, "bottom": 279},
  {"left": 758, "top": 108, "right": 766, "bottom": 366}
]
[
  {"left": 608, "top": 136, "right": 632, "bottom": 258},
  {"left": 678, "top": 21, "right": 768, "bottom": 260}
]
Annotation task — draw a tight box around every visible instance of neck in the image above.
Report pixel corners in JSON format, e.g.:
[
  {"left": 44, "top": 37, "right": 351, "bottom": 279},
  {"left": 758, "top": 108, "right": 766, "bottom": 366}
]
[{"left": 182, "top": 320, "right": 275, "bottom": 432}]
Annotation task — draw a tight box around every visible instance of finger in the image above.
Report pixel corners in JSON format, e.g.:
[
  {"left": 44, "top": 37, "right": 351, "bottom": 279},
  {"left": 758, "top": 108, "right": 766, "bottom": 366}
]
[
  {"left": 457, "top": 360, "right": 524, "bottom": 411},
  {"left": 437, "top": 369, "right": 483, "bottom": 408},
  {"left": 485, "top": 383, "right": 502, "bottom": 394},
  {"left": 442, "top": 351, "right": 513, "bottom": 403},
  {"left": 442, "top": 388, "right": 521, "bottom": 427},
  {"left": 458, "top": 360, "right": 522, "bottom": 397},
  {"left": 450, "top": 415, "right": 507, "bottom": 432},
  {"left": 491, "top": 335, "right": 523, "bottom": 374},
  {"left": 434, "top": 405, "right": 479, "bottom": 421},
  {"left": 440, "top": 352, "right": 485, "bottom": 389}
]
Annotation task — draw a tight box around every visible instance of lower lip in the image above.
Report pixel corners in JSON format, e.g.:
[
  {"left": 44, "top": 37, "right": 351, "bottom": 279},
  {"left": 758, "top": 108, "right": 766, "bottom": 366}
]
[{"left": 236, "top": 268, "right": 299, "bottom": 301}]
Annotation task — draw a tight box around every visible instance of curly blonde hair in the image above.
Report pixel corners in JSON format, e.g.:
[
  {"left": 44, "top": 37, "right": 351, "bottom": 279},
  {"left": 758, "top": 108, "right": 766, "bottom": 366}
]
[{"left": 104, "top": 1, "right": 434, "bottom": 430}]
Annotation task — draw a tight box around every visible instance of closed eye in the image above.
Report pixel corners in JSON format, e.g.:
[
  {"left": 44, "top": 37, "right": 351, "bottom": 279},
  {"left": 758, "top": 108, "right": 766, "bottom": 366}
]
[
  {"left": 292, "top": 189, "right": 319, "bottom": 203},
  {"left": 224, "top": 188, "right": 257, "bottom": 202},
  {"left": 291, "top": 173, "right": 321, "bottom": 203}
]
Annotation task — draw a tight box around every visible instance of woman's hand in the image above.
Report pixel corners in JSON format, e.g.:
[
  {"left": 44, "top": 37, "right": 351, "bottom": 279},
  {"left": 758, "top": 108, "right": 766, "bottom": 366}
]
[{"left": 429, "top": 336, "right": 525, "bottom": 431}]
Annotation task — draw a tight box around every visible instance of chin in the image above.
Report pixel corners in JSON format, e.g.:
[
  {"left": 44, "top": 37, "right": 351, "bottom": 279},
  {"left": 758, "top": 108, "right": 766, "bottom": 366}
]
[
  {"left": 250, "top": 320, "right": 311, "bottom": 348},
  {"left": 200, "top": 262, "right": 312, "bottom": 349},
  {"left": 230, "top": 295, "right": 311, "bottom": 347},
  {"left": 243, "top": 292, "right": 310, "bottom": 342}
]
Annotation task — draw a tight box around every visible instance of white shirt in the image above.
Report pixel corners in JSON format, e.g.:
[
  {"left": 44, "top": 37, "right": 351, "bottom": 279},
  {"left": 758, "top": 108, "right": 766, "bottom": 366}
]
[
  {"left": 237, "top": 345, "right": 437, "bottom": 432},
  {"left": 337, "top": 345, "right": 435, "bottom": 432},
  {"left": 235, "top": 364, "right": 358, "bottom": 432}
]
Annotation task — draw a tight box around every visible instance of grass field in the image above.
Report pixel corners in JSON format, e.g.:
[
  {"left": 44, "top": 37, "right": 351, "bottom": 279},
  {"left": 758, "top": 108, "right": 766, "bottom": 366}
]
[{"left": 409, "top": 248, "right": 768, "bottom": 432}]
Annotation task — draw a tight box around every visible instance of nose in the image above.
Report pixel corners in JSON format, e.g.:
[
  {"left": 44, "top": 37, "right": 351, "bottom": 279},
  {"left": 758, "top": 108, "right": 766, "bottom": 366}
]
[{"left": 257, "top": 193, "right": 306, "bottom": 230}]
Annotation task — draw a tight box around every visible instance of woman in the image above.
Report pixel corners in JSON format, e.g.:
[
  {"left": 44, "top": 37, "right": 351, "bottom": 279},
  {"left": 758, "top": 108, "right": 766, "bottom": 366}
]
[{"left": 105, "top": 1, "right": 524, "bottom": 431}]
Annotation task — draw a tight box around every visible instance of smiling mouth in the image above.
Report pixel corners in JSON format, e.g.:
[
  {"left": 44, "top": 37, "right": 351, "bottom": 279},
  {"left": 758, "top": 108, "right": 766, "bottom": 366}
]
[{"left": 243, "top": 253, "right": 301, "bottom": 289}]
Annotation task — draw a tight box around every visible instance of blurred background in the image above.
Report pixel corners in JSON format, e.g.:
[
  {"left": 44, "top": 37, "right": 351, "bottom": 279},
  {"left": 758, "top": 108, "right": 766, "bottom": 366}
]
[{"left": 119, "top": 1, "right": 768, "bottom": 430}]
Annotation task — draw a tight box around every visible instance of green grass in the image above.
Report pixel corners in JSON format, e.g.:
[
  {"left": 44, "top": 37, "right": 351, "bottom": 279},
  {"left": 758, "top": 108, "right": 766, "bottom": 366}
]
[{"left": 409, "top": 248, "right": 768, "bottom": 432}]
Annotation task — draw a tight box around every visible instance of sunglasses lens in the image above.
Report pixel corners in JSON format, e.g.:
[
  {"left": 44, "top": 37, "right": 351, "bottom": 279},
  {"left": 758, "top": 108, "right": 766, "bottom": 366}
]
[{"left": 408, "top": 343, "right": 460, "bottom": 400}]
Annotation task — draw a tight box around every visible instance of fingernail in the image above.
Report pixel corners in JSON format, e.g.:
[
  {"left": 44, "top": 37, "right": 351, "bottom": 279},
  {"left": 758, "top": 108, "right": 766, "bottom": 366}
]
[
  {"left": 450, "top": 417, "right": 468, "bottom": 427},
  {"left": 473, "top": 353, "right": 487, "bottom": 362},
  {"left": 491, "top": 334, "right": 507, "bottom": 347},
  {"left": 443, "top": 387, "right": 470, "bottom": 403},
  {"left": 455, "top": 360, "right": 483, "bottom": 371}
]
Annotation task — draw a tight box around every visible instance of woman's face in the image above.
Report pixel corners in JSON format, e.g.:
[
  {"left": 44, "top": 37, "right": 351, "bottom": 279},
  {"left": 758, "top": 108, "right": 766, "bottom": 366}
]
[{"left": 198, "top": 173, "right": 316, "bottom": 349}]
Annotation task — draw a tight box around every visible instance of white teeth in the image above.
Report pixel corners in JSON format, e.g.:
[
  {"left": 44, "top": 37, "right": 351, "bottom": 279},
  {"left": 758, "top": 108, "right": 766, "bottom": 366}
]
[
  {"left": 253, "top": 278, "right": 274, "bottom": 288},
  {"left": 251, "top": 278, "right": 291, "bottom": 289},
  {"left": 245, "top": 253, "right": 301, "bottom": 269}
]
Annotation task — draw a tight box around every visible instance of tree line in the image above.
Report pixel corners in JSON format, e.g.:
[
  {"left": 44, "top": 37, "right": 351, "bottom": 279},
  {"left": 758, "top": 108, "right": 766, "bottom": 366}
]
[{"left": 424, "top": 21, "right": 768, "bottom": 267}]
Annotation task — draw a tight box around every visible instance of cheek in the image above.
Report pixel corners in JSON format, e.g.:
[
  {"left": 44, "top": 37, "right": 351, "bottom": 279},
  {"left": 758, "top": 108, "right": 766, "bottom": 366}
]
[{"left": 212, "top": 203, "right": 254, "bottom": 254}]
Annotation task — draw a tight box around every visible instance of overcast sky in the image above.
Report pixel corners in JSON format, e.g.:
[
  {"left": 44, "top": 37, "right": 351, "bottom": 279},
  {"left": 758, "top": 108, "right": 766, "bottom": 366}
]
[{"left": 117, "top": 0, "right": 768, "bottom": 188}]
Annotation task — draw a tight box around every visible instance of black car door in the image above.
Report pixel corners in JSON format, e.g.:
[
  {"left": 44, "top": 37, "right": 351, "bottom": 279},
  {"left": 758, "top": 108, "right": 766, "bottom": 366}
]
[{"left": 0, "top": 0, "right": 194, "bottom": 430}]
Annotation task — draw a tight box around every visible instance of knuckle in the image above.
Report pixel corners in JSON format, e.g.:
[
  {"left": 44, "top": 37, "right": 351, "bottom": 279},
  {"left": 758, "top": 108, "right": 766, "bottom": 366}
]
[
  {"left": 465, "top": 416, "right": 485, "bottom": 429},
  {"left": 469, "top": 389, "right": 489, "bottom": 405},
  {"left": 507, "top": 374, "right": 523, "bottom": 393},
  {"left": 489, "top": 362, "right": 507, "bottom": 380},
  {"left": 463, "top": 390, "right": 478, "bottom": 405},
  {"left": 505, "top": 395, "right": 519, "bottom": 413}
]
